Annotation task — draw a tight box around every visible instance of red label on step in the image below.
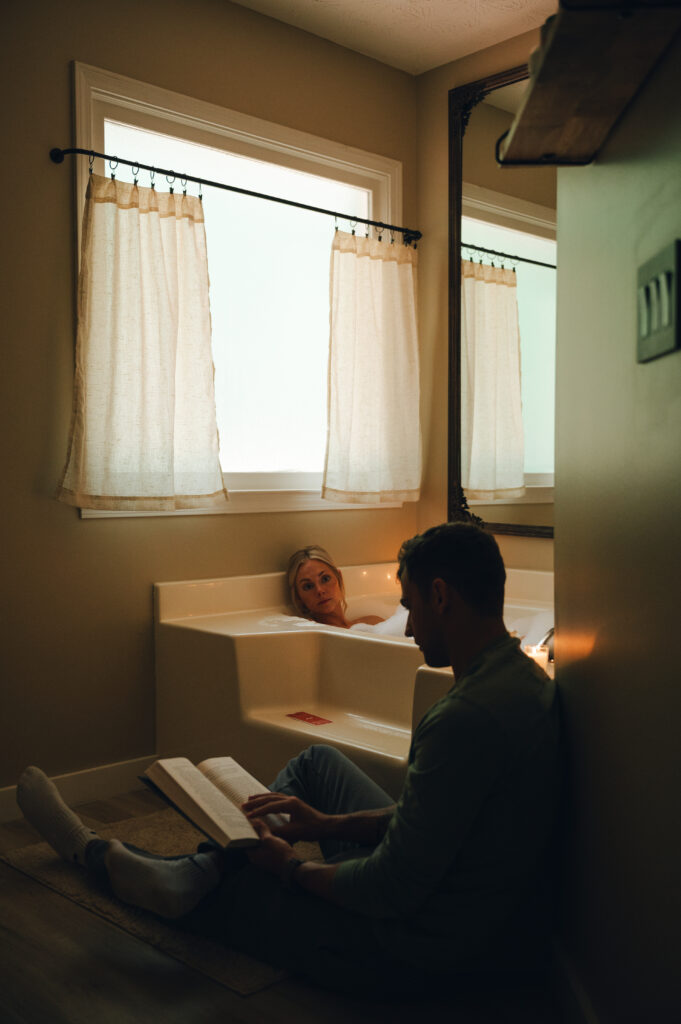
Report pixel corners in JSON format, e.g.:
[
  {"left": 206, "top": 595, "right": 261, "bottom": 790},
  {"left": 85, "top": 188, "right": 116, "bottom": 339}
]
[{"left": 287, "top": 711, "right": 332, "bottom": 725}]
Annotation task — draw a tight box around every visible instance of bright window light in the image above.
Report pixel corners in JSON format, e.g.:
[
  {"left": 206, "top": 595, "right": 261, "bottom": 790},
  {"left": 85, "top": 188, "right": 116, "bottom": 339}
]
[{"left": 104, "top": 121, "right": 370, "bottom": 478}]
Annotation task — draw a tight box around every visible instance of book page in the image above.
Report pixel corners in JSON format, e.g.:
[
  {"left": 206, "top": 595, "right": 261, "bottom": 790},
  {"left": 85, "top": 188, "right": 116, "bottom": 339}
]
[
  {"left": 198, "top": 757, "right": 289, "bottom": 831},
  {"left": 145, "top": 757, "right": 258, "bottom": 848}
]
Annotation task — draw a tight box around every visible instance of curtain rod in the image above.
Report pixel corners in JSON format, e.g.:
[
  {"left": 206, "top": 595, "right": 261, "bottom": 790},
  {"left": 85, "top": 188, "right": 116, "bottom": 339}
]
[
  {"left": 462, "top": 241, "right": 556, "bottom": 270},
  {"left": 49, "top": 147, "right": 422, "bottom": 246}
]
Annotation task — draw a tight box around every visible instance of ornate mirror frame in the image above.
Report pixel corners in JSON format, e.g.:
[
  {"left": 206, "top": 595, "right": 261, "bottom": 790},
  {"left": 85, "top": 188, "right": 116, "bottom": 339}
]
[{"left": 448, "top": 65, "right": 554, "bottom": 539}]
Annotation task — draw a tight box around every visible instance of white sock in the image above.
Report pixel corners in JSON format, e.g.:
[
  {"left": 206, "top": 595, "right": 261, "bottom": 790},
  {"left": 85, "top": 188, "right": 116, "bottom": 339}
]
[
  {"left": 105, "top": 839, "right": 223, "bottom": 919},
  {"left": 16, "top": 766, "right": 99, "bottom": 866}
]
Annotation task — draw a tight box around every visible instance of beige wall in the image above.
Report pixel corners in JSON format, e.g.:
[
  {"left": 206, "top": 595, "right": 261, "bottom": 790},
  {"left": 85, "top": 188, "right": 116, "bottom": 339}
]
[
  {"left": 555, "top": 37, "right": 681, "bottom": 1022},
  {"left": 1, "top": 0, "right": 420, "bottom": 786},
  {"left": 414, "top": 31, "right": 554, "bottom": 571}
]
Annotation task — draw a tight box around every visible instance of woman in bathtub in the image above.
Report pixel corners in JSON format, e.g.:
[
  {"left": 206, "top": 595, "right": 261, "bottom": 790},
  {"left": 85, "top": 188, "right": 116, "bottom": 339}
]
[{"left": 287, "top": 546, "right": 384, "bottom": 629}]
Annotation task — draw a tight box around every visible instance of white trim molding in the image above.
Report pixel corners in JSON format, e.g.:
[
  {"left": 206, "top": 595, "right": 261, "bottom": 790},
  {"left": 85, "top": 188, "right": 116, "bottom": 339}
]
[
  {"left": 81, "top": 490, "right": 401, "bottom": 519},
  {"left": 462, "top": 182, "right": 556, "bottom": 240},
  {"left": 0, "top": 755, "right": 157, "bottom": 824},
  {"left": 73, "top": 61, "right": 401, "bottom": 259}
]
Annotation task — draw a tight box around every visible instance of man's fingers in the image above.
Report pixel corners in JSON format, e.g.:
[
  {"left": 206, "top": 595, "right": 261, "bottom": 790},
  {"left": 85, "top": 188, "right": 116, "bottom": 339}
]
[
  {"left": 243, "top": 794, "right": 300, "bottom": 817},
  {"left": 243, "top": 792, "right": 289, "bottom": 809},
  {"left": 250, "top": 816, "right": 272, "bottom": 839}
]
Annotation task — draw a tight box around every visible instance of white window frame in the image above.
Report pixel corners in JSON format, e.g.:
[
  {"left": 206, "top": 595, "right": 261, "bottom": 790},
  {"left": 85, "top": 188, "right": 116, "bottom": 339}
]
[
  {"left": 73, "top": 62, "right": 403, "bottom": 518},
  {"left": 461, "top": 183, "right": 556, "bottom": 506}
]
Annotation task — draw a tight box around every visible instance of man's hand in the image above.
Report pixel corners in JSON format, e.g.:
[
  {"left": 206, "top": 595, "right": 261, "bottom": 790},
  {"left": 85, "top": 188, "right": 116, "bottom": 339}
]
[
  {"left": 245, "top": 817, "right": 296, "bottom": 876},
  {"left": 242, "top": 792, "right": 332, "bottom": 843},
  {"left": 247, "top": 817, "right": 341, "bottom": 900}
]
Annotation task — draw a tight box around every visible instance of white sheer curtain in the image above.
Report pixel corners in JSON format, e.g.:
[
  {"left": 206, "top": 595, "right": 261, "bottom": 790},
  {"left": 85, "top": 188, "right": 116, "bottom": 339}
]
[
  {"left": 322, "top": 231, "right": 421, "bottom": 503},
  {"left": 57, "top": 174, "right": 227, "bottom": 512},
  {"left": 460, "top": 260, "right": 525, "bottom": 500}
]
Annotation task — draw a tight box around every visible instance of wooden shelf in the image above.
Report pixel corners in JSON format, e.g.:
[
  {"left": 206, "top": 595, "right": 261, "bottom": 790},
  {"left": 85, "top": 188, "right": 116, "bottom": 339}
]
[{"left": 497, "top": 2, "right": 681, "bottom": 166}]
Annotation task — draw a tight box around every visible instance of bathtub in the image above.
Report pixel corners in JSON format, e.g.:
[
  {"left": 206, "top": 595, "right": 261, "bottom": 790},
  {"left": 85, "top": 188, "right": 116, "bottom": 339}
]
[{"left": 154, "top": 563, "right": 553, "bottom": 798}]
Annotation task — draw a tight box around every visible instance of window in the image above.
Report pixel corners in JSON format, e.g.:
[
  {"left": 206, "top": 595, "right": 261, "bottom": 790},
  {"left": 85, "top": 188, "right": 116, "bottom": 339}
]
[
  {"left": 74, "top": 63, "right": 403, "bottom": 515},
  {"left": 461, "top": 200, "right": 556, "bottom": 505}
]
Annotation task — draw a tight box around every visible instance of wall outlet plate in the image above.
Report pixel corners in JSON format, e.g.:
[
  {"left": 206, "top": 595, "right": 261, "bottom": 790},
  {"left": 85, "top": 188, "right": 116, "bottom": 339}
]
[{"left": 637, "top": 240, "right": 680, "bottom": 363}]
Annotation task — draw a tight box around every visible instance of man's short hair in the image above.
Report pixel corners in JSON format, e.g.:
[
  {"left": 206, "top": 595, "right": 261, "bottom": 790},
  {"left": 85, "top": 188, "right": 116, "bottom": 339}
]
[{"left": 397, "top": 522, "right": 505, "bottom": 617}]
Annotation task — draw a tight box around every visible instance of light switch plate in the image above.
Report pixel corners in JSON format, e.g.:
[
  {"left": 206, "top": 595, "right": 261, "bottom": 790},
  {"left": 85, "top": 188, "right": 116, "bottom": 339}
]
[{"left": 637, "top": 240, "right": 680, "bottom": 363}]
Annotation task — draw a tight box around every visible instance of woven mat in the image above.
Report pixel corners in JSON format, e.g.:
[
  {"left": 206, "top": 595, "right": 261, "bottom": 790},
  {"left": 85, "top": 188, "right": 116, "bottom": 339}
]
[{"left": 2, "top": 809, "right": 320, "bottom": 996}]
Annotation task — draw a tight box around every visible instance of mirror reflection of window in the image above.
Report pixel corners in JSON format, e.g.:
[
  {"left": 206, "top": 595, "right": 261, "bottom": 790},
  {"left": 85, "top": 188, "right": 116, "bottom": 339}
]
[{"left": 461, "top": 216, "right": 556, "bottom": 500}]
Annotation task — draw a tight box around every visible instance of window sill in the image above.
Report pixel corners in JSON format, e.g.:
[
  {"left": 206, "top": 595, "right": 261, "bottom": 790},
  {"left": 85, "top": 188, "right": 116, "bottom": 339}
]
[
  {"left": 468, "top": 486, "right": 553, "bottom": 506},
  {"left": 79, "top": 489, "right": 402, "bottom": 518}
]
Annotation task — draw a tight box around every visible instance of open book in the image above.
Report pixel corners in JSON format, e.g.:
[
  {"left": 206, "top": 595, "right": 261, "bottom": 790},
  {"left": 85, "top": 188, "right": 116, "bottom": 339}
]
[{"left": 143, "top": 756, "right": 287, "bottom": 850}]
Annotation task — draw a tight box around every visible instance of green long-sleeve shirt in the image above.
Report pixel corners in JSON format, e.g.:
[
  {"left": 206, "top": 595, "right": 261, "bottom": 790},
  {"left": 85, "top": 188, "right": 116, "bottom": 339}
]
[{"left": 332, "top": 634, "right": 562, "bottom": 970}]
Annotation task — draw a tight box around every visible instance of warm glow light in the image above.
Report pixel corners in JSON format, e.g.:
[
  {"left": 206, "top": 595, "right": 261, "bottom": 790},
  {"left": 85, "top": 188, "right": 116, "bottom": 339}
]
[{"left": 524, "top": 644, "right": 549, "bottom": 671}]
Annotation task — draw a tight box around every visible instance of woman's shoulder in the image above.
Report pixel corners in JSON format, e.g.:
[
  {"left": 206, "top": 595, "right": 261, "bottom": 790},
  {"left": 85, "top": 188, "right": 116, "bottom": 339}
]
[{"left": 349, "top": 614, "right": 384, "bottom": 626}]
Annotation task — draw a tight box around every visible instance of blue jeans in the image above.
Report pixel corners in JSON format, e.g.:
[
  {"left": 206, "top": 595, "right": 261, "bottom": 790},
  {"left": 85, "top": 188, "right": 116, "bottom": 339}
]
[{"left": 269, "top": 742, "right": 394, "bottom": 861}]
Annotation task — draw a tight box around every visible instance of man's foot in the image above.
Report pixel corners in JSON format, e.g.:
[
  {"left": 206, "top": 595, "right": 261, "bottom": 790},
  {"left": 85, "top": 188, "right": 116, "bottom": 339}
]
[
  {"left": 16, "top": 766, "right": 100, "bottom": 866},
  {"left": 105, "top": 839, "right": 223, "bottom": 919}
]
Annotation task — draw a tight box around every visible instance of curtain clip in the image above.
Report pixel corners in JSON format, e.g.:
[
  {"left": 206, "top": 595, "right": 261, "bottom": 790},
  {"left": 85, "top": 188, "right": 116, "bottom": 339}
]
[
  {"left": 108, "top": 158, "right": 118, "bottom": 181},
  {"left": 88, "top": 152, "right": 94, "bottom": 175},
  {"left": 181, "top": 176, "right": 188, "bottom": 196},
  {"left": 132, "top": 164, "right": 139, "bottom": 187},
  {"left": 166, "top": 174, "right": 175, "bottom": 194},
  {"left": 150, "top": 168, "right": 156, "bottom": 190}
]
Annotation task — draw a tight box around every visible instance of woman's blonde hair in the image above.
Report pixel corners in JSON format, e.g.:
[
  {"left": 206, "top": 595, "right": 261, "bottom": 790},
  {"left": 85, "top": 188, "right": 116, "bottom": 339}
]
[{"left": 286, "top": 545, "right": 346, "bottom": 618}]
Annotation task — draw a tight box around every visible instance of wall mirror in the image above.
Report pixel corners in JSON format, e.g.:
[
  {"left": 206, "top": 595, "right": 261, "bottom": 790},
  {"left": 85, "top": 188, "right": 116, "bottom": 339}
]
[{"left": 448, "top": 67, "right": 557, "bottom": 539}]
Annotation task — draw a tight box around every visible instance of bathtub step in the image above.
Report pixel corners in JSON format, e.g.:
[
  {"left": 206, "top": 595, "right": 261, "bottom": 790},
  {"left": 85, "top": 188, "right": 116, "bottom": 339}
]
[{"left": 246, "top": 706, "right": 410, "bottom": 761}]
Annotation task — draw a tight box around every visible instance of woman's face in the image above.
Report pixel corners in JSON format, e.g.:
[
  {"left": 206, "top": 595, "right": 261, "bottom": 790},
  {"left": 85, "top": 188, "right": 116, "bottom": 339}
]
[{"left": 295, "top": 559, "right": 343, "bottom": 620}]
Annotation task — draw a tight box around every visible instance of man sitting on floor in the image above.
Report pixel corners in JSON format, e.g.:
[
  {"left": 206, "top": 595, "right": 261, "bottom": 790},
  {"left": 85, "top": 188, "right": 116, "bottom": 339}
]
[{"left": 17, "top": 522, "right": 563, "bottom": 995}]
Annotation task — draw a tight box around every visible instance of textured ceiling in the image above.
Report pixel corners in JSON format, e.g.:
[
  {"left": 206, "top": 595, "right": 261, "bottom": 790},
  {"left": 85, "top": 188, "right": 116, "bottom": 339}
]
[{"left": 230, "top": 0, "right": 557, "bottom": 75}]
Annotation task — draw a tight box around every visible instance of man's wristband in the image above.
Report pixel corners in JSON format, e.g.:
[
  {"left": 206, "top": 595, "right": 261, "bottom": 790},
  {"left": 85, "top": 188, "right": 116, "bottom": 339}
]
[{"left": 280, "top": 856, "right": 306, "bottom": 890}]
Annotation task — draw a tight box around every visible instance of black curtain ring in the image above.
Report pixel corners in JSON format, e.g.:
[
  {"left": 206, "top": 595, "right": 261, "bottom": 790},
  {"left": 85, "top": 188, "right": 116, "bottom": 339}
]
[
  {"left": 109, "top": 158, "right": 118, "bottom": 180},
  {"left": 166, "top": 174, "right": 175, "bottom": 194},
  {"left": 132, "top": 163, "right": 139, "bottom": 186},
  {"left": 150, "top": 168, "right": 156, "bottom": 190},
  {"left": 198, "top": 180, "right": 203, "bottom": 202},
  {"left": 88, "top": 152, "right": 95, "bottom": 175},
  {"left": 181, "top": 176, "right": 188, "bottom": 196}
]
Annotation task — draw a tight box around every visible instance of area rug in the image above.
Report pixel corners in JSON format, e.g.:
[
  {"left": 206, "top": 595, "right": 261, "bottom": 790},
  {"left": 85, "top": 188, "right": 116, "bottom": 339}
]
[{"left": 2, "top": 809, "right": 320, "bottom": 996}]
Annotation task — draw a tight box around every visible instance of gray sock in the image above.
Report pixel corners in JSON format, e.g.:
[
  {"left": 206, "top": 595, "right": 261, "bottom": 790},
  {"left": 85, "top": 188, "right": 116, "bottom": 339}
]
[
  {"left": 16, "top": 766, "right": 99, "bottom": 866},
  {"left": 105, "top": 839, "right": 223, "bottom": 919}
]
